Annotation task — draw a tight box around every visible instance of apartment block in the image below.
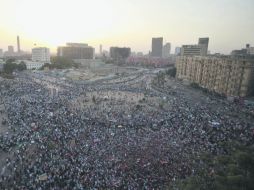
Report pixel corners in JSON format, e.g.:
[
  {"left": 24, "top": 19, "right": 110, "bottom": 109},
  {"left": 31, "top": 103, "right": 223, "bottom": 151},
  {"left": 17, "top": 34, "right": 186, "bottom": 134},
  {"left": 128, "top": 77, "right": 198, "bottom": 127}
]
[{"left": 176, "top": 56, "right": 254, "bottom": 97}]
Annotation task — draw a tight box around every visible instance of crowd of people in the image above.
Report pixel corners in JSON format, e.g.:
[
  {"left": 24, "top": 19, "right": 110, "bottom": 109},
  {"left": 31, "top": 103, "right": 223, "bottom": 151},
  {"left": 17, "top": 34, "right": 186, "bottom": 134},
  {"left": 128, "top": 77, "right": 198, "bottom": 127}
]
[{"left": 0, "top": 70, "right": 253, "bottom": 189}]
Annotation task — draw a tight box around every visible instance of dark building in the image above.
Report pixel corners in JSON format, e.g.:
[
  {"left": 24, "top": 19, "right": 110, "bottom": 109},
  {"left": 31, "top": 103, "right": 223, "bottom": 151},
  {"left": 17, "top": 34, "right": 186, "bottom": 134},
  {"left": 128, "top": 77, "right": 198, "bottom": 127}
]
[
  {"left": 231, "top": 44, "right": 254, "bottom": 56},
  {"left": 17, "top": 36, "right": 21, "bottom": 53},
  {"left": 110, "top": 47, "right": 131, "bottom": 60},
  {"left": 198, "top": 37, "right": 209, "bottom": 56},
  {"left": 151, "top": 37, "right": 163, "bottom": 57},
  {"left": 57, "top": 43, "right": 94, "bottom": 59}
]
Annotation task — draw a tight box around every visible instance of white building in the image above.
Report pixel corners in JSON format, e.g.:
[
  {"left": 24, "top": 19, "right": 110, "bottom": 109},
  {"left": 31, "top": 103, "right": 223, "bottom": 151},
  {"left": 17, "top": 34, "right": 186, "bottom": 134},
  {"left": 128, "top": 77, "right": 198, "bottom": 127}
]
[
  {"left": 22, "top": 60, "right": 45, "bottom": 70},
  {"left": 32, "top": 47, "right": 50, "bottom": 63}
]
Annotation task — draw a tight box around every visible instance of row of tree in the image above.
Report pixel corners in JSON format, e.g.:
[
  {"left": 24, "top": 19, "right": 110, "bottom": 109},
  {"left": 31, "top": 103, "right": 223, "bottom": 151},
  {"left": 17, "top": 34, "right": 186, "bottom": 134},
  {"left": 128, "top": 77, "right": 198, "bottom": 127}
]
[
  {"left": 2, "top": 59, "right": 27, "bottom": 74},
  {"left": 173, "top": 141, "right": 254, "bottom": 190},
  {"left": 42, "top": 56, "right": 80, "bottom": 70}
]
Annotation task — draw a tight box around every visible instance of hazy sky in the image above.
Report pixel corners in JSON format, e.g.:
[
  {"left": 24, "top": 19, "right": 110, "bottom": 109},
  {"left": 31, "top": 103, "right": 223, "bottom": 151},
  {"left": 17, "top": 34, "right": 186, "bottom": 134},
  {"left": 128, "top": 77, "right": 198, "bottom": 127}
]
[{"left": 0, "top": 0, "right": 253, "bottom": 54}]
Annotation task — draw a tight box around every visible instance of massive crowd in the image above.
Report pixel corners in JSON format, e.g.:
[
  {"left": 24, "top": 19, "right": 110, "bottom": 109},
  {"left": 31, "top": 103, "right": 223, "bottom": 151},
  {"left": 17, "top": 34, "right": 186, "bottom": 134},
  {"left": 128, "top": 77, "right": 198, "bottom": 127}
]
[{"left": 0, "top": 70, "right": 253, "bottom": 189}]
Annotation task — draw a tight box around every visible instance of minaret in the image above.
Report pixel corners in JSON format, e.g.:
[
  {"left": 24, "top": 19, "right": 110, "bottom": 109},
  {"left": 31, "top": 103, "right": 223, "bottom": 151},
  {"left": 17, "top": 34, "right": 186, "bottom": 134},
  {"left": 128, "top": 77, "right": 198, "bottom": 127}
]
[{"left": 17, "top": 36, "right": 20, "bottom": 53}]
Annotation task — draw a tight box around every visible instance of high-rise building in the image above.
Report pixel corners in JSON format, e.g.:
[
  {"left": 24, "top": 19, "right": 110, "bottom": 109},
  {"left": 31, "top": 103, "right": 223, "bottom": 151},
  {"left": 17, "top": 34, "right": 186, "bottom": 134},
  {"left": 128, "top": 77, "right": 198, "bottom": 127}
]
[
  {"left": 100, "top": 45, "right": 102, "bottom": 55},
  {"left": 17, "top": 36, "right": 21, "bottom": 53},
  {"left": 151, "top": 37, "right": 163, "bottom": 57},
  {"left": 8, "top": 46, "right": 14, "bottom": 53},
  {"left": 110, "top": 47, "right": 131, "bottom": 60},
  {"left": 198, "top": 37, "right": 209, "bottom": 56},
  {"left": 32, "top": 47, "right": 50, "bottom": 63},
  {"left": 175, "top": 47, "right": 181, "bottom": 55},
  {"left": 58, "top": 43, "right": 94, "bottom": 59},
  {"left": 0, "top": 49, "right": 3, "bottom": 58},
  {"left": 162, "top": 43, "right": 171, "bottom": 58}
]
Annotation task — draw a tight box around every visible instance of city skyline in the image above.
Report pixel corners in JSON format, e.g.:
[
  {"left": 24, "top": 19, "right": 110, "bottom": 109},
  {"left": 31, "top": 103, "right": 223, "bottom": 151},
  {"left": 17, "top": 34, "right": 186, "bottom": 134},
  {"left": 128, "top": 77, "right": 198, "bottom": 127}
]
[{"left": 0, "top": 0, "right": 254, "bottom": 54}]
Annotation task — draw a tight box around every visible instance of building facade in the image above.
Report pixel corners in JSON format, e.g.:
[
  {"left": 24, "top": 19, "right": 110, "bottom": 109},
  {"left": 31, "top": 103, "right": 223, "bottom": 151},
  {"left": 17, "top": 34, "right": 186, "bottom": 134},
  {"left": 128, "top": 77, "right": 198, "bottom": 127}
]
[
  {"left": 8, "top": 46, "right": 14, "bottom": 53},
  {"left": 17, "top": 36, "right": 21, "bottom": 53},
  {"left": 32, "top": 47, "right": 50, "bottom": 63},
  {"left": 0, "top": 49, "right": 3, "bottom": 58},
  {"left": 23, "top": 61, "right": 45, "bottom": 70},
  {"left": 175, "top": 47, "right": 181, "bottom": 55},
  {"left": 151, "top": 37, "right": 163, "bottom": 57},
  {"left": 57, "top": 43, "right": 94, "bottom": 59},
  {"left": 180, "top": 45, "right": 202, "bottom": 56},
  {"left": 176, "top": 56, "right": 254, "bottom": 97},
  {"left": 162, "top": 43, "right": 171, "bottom": 58},
  {"left": 181, "top": 37, "right": 209, "bottom": 56},
  {"left": 198, "top": 37, "right": 209, "bottom": 56},
  {"left": 110, "top": 47, "right": 131, "bottom": 60}
]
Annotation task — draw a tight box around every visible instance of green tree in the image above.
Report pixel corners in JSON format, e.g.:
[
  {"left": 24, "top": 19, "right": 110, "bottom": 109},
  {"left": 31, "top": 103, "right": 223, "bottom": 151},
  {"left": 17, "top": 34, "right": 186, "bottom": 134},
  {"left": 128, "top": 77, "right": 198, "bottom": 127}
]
[
  {"left": 3, "top": 61, "right": 18, "bottom": 74},
  {"left": 166, "top": 67, "right": 177, "bottom": 78},
  {"left": 175, "top": 143, "right": 254, "bottom": 190},
  {"left": 17, "top": 61, "right": 27, "bottom": 71}
]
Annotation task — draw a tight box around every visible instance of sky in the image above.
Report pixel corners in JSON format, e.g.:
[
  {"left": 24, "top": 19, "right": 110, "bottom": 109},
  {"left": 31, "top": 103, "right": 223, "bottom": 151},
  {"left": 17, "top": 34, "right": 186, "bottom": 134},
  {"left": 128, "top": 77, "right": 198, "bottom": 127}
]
[{"left": 0, "top": 0, "right": 253, "bottom": 54}]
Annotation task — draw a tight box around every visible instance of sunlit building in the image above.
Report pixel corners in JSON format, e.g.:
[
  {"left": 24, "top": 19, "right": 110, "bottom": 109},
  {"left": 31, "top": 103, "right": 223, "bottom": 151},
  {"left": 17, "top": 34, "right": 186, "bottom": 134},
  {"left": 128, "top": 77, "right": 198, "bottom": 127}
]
[
  {"left": 32, "top": 47, "right": 50, "bottom": 63},
  {"left": 57, "top": 43, "right": 95, "bottom": 59},
  {"left": 176, "top": 56, "right": 254, "bottom": 97}
]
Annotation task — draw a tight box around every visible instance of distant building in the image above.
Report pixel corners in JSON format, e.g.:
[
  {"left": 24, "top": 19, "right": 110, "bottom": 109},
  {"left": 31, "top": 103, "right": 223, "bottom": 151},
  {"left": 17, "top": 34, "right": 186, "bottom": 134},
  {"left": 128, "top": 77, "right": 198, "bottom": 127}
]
[
  {"left": 32, "top": 47, "right": 50, "bottom": 63},
  {"left": 57, "top": 43, "right": 94, "bottom": 59},
  {"left": 162, "top": 43, "right": 171, "bottom": 58},
  {"left": 248, "top": 47, "right": 254, "bottom": 55},
  {"left": 102, "top": 50, "right": 109, "bottom": 57},
  {"left": 66, "top": 43, "right": 88, "bottom": 47},
  {"left": 127, "top": 57, "right": 172, "bottom": 67},
  {"left": 231, "top": 49, "right": 247, "bottom": 56},
  {"left": 110, "top": 47, "right": 131, "bottom": 60},
  {"left": 175, "top": 47, "right": 181, "bottom": 55},
  {"left": 176, "top": 56, "right": 254, "bottom": 97},
  {"left": 100, "top": 45, "right": 102, "bottom": 55},
  {"left": 17, "top": 36, "right": 21, "bottom": 53},
  {"left": 233, "top": 44, "right": 254, "bottom": 56},
  {"left": 198, "top": 37, "right": 209, "bottom": 56},
  {"left": 181, "top": 37, "right": 209, "bottom": 56},
  {"left": 8, "top": 46, "right": 14, "bottom": 53},
  {"left": 23, "top": 61, "right": 45, "bottom": 70},
  {"left": 136, "top": 52, "right": 144, "bottom": 57},
  {"left": 0, "top": 49, "right": 3, "bottom": 58},
  {"left": 181, "top": 45, "right": 203, "bottom": 56},
  {"left": 151, "top": 37, "right": 163, "bottom": 57}
]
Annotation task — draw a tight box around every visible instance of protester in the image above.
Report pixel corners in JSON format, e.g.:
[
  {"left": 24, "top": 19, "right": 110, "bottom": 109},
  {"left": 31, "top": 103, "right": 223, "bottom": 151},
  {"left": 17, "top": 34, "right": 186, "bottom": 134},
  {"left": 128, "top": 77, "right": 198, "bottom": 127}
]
[{"left": 0, "top": 70, "right": 253, "bottom": 189}]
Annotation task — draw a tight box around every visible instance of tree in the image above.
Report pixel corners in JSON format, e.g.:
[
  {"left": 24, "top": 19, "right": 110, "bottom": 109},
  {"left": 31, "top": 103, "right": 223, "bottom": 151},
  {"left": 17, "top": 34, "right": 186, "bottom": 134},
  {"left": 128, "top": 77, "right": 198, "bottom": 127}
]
[
  {"left": 3, "top": 61, "right": 18, "bottom": 74},
  {"left": 166, "top": 67, "right": 177, "bottom": 78},
  {"left": 175, "top": 143, "right": 254, "bottom": 190},
  {"left": 17, "top": 61, "right": 27, "bottom": 71}
]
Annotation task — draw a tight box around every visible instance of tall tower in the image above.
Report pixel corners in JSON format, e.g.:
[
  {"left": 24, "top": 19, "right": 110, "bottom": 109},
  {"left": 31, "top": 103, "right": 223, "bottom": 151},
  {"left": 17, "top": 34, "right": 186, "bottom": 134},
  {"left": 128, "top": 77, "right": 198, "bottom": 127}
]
[
  {"left": 100, "top": 44, "right": 102, "bottom": 55},
  {"left": 162, "top": 43, "right": 171, "bottom": 58},
  {"left": 151, "top": 37, "right": 163, "bottom": 57},
  {"left": 198, "top": 37, "right": 209, "bottom": 56},
  {"left": 17, "top": 35, "right": 20, "bottom": 53}
]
